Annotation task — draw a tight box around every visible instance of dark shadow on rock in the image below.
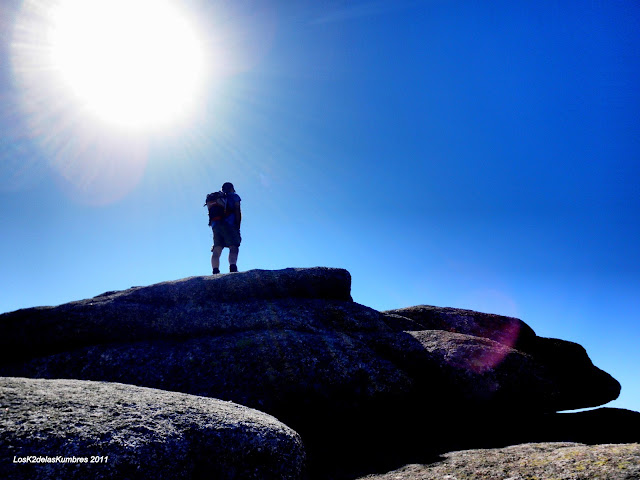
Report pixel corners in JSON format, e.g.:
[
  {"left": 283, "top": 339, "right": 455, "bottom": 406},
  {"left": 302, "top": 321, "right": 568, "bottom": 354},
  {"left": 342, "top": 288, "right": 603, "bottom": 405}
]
[
  {"left": 312, "top": 408, "right": 640, "bottom": 480},
  {"left": 534, "top": 408, "right": 640, "bottom": 445}
]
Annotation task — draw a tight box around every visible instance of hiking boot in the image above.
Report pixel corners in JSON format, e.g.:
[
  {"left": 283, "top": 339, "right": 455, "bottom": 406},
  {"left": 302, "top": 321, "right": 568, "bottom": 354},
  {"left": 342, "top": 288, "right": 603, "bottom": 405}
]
[
  {"left": 212, "top": 268, "right": 220, "bottom": 275},
  {"left": 229, "top": 264, "right": 238, "bottom": 273}
]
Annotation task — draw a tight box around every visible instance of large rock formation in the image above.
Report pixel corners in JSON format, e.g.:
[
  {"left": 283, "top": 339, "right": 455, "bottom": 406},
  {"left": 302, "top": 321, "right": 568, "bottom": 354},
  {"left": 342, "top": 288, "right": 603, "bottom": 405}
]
[
  {"left": 0, "top": 377, "right": 305, "bottom": 480},
  {"left": 0, "top": 267, "right": 632, "bottom": 478}
]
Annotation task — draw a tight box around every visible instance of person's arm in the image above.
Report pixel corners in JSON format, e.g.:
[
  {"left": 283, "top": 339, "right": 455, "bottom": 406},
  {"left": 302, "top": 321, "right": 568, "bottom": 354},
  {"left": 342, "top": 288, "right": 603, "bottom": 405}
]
[{"left": 235, "top": 201, "right": 241, "bottom": 229}]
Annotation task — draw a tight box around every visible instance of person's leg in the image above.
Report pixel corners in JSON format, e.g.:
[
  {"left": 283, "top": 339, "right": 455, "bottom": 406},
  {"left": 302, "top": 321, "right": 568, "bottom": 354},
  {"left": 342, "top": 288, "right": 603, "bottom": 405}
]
[
  {"left": 228, "top": 246, "right": 239, "bottom": 272},
  {"left": 211, "top": 246, "right": 223, "bottom": 274}
]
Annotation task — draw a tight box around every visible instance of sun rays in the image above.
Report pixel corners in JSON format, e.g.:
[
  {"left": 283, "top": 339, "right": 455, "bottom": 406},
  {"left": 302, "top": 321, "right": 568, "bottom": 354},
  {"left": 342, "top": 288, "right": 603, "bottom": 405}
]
[{"left": 10, "top": 0, "right": 211, "bottom": 203}]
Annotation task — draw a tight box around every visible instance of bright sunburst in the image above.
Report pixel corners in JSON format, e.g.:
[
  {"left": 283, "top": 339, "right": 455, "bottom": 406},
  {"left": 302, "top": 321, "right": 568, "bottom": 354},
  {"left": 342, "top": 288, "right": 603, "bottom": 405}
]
[
  {"left": 10, "top": 0, "right": 212, "bottom": 204},
  {"left": 47, "top": 0, "right": 207, "bottom": 130}
]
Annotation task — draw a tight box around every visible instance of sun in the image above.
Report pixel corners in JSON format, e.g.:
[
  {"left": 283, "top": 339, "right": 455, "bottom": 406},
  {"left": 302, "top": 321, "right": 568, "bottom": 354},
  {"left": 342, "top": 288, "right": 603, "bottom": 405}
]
[{"left": 46, "top": 0, "right": 208, "bottom": 131}]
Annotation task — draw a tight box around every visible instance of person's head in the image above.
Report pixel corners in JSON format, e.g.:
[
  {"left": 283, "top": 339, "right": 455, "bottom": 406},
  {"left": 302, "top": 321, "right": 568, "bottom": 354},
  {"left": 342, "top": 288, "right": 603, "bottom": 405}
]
[{"left": 221, "top": 182, "right": 235, "bottom": 194}]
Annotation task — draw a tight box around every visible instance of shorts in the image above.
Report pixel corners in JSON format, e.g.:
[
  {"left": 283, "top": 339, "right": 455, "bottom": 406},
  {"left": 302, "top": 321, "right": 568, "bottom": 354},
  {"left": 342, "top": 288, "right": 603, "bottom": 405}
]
[{"left": 212, "top": 222, "right": 242, "bottom": 248}]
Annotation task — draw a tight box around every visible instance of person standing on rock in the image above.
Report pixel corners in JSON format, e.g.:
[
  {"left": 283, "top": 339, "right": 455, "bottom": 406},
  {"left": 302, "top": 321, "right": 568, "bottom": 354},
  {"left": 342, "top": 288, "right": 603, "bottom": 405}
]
[{"left": 205, "top": 182, "right": 242, "bottom": 274}]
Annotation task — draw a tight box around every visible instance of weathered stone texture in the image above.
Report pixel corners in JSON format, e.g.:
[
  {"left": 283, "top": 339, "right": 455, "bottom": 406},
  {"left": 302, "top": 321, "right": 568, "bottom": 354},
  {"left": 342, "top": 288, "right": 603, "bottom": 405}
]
[{"left": 0, "top": 377, "right": 305, "bottom": 480}]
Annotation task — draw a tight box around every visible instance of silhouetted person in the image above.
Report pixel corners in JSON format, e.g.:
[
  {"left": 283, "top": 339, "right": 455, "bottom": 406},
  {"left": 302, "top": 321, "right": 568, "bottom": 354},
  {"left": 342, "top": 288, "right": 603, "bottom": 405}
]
[{"left": 205, "top": 182, "right": 241, "bottom": 274}]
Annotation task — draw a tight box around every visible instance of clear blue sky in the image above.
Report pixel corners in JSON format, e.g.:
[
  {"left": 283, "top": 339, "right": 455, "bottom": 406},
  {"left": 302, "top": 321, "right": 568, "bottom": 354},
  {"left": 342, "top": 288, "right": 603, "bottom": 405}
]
[{"left": 1, "top": 0, "right": 639, "bottom": 412}]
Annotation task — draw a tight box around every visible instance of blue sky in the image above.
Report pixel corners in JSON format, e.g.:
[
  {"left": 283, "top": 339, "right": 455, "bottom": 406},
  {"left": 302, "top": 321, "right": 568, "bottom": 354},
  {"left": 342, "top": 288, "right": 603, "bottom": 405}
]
[{"left": 1, "top": 0, "right": 639, "bottom": 412}]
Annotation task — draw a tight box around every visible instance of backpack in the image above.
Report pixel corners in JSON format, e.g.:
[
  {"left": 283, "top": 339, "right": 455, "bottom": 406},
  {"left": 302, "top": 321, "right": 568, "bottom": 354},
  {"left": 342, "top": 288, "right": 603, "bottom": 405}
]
[{"left": 205, "top": 192, "right": 228, "bottom": 225}]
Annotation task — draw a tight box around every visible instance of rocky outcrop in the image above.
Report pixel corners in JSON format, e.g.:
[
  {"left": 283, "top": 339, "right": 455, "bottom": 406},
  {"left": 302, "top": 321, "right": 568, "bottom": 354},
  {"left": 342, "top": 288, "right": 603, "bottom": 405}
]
[
  {"left": 0, "top": 377, "right": 305, "bottom": 480},
  {"left": 383, "top": 305, "right": 620, "bottom": 410},
  {"left": 0, "top": 267, "right": 630, "bottom": 478},
  {"left": 0, "top": 268, "right": 354, "bottom": 363},
  {"left": 383, "top": 305, "right": 537, "bottom": 349},
  {"left": 358, "top": 442, "right": 640, "bottom": 480}
]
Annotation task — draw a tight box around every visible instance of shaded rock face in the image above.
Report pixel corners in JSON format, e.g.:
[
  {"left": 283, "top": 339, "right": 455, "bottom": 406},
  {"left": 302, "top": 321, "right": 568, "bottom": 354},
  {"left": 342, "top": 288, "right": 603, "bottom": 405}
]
[
  {"left": 0, "top": 268, "right": 354, "bottom": 363},
  {"left": 0, "top": 377, "right": 305, "bottom": 480},
  {"left": 383, "top": 305, "right": 537, "bottom": 350},
  {"left": 382, "top": 305, "right": 621, "bottom": 411},
  {"left": 0, "top": 267, "right": 626, "bottom": 478}
]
